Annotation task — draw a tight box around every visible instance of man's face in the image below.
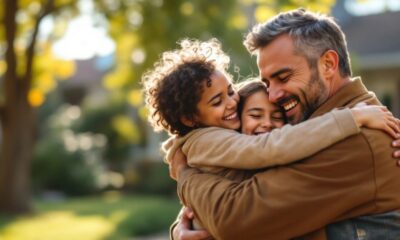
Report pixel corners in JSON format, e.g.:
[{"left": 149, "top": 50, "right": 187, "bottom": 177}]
[{"left": 257, "top": 34, "right": 329, "bottom": 124}]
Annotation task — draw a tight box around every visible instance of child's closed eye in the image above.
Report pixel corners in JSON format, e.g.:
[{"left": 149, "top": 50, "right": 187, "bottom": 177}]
[
  {"left": 249, "top": 114, "right": 262, "bottom": 119},
  {"left": 271, "top": 112, "right": 284, "bottom": 121}
]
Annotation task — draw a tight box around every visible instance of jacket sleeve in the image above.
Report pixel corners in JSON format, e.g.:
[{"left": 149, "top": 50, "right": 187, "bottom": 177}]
[
  {"left": 178, "top": 133, "right": 376, "bottom": 240},
  {"left": 184, "top": 108, "right": 359, "bottom": 169}
]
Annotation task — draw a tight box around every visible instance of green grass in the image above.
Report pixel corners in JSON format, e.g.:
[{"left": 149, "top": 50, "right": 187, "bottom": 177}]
[{"left": 0, "top": 192, "right": 181, "bottom": 240}]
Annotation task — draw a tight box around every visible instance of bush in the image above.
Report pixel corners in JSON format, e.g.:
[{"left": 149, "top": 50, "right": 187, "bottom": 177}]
[
  {"left": 116, "top": 198, "right": 179, "bottom": 236},
  {"left": 32, "top": 135, "right": 101, "bottom": 196},
  {"left": 126, "top": 160, "right": 177, "bottom": 196}
]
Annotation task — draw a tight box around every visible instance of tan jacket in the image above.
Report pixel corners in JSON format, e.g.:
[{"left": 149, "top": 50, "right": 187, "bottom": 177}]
[
  {"left": 177, "top": 78, "right": 400, "bottom": 240},
  {"left": 162, "top": 108, "right": 359, "bottom": 176}
]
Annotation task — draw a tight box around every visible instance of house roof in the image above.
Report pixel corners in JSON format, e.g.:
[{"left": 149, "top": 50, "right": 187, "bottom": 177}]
[
  {"left": 340, "top": 11, "right": 400, "bottom": 56},
  {"left": 333, "top": 4, "right": 400, "bottom": 69}
]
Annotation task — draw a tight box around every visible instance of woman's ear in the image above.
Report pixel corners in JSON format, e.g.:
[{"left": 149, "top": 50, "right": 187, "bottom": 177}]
[
  {"left": 180, "top": 116, "right": 196, "bottom": 127},
  {"left": 319, "top": 50, "right": 339, "bottom": 79}
]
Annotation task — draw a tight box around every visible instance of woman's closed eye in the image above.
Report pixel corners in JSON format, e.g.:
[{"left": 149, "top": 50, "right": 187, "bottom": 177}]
[{"left": 212, "top": 100, "right": 222, "bottom": 107}]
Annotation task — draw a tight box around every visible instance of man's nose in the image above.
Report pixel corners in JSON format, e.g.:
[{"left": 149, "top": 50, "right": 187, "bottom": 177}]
[{"left": 268, "top": 86, "right": 284, "bottom": 103}]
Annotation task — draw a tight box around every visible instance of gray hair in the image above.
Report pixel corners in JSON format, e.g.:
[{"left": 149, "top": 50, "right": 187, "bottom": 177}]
[{"left": 244, "top": 8, "right": 352, "bottom": 77}]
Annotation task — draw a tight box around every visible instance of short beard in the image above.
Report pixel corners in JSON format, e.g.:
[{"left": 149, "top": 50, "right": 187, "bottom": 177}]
[{"left": 300, "top": 66, "right": 329, "bottom": 122}]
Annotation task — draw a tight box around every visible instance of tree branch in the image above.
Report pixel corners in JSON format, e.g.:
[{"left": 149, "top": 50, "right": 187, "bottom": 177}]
[
  {"left": 24, "top": 0, "right": 56, "bottom": 92},
  {"left": 4, "top": 0, "right": 18, "bottom": 106}
]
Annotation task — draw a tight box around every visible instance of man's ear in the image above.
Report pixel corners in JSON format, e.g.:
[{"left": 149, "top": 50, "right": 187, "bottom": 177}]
[
  {"left": 319, "top": 50, "right": 339, "bottom": 80},
  {"left": 180, "top": 116, "right": 196, "bottom": 127}
]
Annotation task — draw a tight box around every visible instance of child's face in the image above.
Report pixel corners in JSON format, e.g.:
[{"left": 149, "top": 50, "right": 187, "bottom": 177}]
[
  {"left": 241, "top": 90, "right": 285, "bottom": 135},
  {"left": 194, "top": 70, "right": 241, "bottom": 130}
]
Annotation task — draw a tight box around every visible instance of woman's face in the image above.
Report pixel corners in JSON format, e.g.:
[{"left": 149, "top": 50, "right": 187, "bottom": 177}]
[
  {"left": 241, "top": 90, "right": 285, "bottom": 135},
  {"left": 194, "top": 70, "right": 241, "bottom": 130}
]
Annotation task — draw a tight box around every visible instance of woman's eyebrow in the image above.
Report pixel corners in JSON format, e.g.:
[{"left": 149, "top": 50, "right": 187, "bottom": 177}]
[{"left": 207, "top": 93, "right": 222, "bottom": 104}]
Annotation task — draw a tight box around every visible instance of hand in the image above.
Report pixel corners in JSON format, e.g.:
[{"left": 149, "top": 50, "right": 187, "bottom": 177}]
[
  {"left": 351, "top": 103, "right": 400, "bottom": 138},
  {"left": 173, "top": 207, "right": 211, "bottom": 240},
  {"left": 393, "top": 137, "right": 400, "bottom": 166},
  {"left": 170, "top": 148, "right": 189, "bottom": 180}
]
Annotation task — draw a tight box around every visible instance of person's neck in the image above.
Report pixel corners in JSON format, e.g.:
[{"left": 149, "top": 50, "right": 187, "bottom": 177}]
[{"left": 328, "top": 76, "right": 351, "bottom": 98}]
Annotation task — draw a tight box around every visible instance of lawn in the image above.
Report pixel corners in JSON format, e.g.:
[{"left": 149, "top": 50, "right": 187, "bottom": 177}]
[{"left": 0, "top": 192, "right": 181, "bottom": 240}]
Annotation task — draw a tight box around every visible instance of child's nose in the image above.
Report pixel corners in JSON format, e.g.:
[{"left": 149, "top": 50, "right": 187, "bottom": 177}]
[{"left": 260, "top": 121, "right": 274, "bottom": 131}]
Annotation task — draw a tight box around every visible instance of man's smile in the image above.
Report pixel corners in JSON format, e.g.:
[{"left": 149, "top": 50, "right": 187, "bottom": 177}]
[
  {"left": 279, "top": 96, "right": 300, "bottom": 114},
  {"left": 282, "top": 99, "right": 299, "bottom": 112}
]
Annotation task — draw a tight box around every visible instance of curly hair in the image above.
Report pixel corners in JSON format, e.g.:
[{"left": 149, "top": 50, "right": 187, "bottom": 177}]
[{"left": 142, "top": 38, "right": 231, "bottom": 136}]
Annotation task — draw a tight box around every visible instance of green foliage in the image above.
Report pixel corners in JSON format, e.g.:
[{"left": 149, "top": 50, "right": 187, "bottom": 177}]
[
  {"left": 114, "top": 198, "right": 179, "bottom": 237},
  {"left": 127, "top": 160, "right": 177, "bottom": 196},
  {"left": 32, "top": 97, "right": 107, "bottom": 196},
  {"left": 72, "top": 100, "right": 144, "bottom": 169},
  {"left": 32, "top": 134, "right": 99, "bottom": 196}
]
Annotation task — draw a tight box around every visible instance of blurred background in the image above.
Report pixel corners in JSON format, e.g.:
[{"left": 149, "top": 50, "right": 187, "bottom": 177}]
[{"left": 0, "top": 0, "right": 399, "bottom": 239}]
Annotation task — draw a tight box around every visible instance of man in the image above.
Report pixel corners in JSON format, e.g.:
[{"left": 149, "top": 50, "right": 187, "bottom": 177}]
[{"left": 171, "top": 9, "right": 400, "bottom": 239}]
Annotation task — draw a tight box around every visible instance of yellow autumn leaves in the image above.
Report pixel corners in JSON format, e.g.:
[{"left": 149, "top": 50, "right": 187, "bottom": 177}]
[{"left": 29, "top": 44, "right": 76, "bottom": 107}]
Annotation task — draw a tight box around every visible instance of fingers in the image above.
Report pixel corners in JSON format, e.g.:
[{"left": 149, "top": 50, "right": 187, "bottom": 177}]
[
  {"left": 183, "top": 207, "right": 194, "bottom": 219},
  {"left": 381, "top": 105, "right": 389, "bottom": 112},
  {"left": 180, "top": 229, "right": 212, "bottom": 240},
  {"left": 387, "top": 118, "right": 400, "bottom": 136},
  {"left": 395, "top": 117, "right": 400, "bottom": 130},
  {"left": 175, "top": 208, "right": 212, "bottom": 240},
  {"left": 393, "top": 139, "right": 400, "bottom": 165},
  {"left": 394, "top": 150, "right": 400, "bottom": 158},
  {"left": 171, "top": 148, "right": 189, "bottom": 180},
  {"left": 392, "top": 118, "right": 400, "bottom": 133},
  {"left": 385, "top": 123, "right": 398, "bottom": 139},
  {"left": 393, "top": 139, "right": 400, "bottom": 147}
]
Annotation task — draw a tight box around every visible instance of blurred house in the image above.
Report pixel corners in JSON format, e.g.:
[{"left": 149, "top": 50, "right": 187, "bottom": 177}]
[
  {"left": 60, "top": 56, "right": 110, "bottom": 106},
  {"left": 333, "top": 0, "right": 400, "bottom": 117}
]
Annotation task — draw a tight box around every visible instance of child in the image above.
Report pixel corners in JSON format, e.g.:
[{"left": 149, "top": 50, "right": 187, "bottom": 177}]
[{"left": 142, "top": 38, "right": 398, "bottom": 175}]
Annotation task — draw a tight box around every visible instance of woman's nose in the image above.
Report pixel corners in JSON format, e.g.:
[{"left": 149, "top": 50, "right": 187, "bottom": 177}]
[{"left": 227, "top": 95, "right": 237, "bottom": 109}]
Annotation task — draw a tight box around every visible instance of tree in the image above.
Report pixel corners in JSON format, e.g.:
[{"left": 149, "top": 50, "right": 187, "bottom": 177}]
[{"left": 0, "top": 0, "right": 78, "bottom": 213}]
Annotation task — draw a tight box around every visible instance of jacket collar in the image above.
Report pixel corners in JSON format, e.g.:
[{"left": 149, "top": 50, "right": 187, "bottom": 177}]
[{"left": 310, "top": 77, "right": 374, "bottom": 118}]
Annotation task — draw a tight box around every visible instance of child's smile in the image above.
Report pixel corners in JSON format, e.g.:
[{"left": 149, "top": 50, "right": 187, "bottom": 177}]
[{"left": 241, "top": 90, "right": 284, "bottom": 135}]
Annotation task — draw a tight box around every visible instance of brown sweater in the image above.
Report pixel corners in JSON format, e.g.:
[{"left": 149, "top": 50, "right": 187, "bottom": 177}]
[{"left": 177, "top": 78, "right": 400, "bottom": 240}]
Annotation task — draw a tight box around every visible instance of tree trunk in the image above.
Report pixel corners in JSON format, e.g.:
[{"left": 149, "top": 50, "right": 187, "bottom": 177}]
[
  {"left": 0, "top": 90, "right": 35, "bottom": 214},
  {"left": 0, "top": 0, "right": 35, "bottom": 214}
]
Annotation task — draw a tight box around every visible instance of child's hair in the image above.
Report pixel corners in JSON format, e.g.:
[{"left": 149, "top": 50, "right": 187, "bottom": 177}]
[
  {"left": 236, "top": 79, "right": 268, "bottom": 115},
  {"left": 142, "top": 38, "right": 231, "bottom": 136}
]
